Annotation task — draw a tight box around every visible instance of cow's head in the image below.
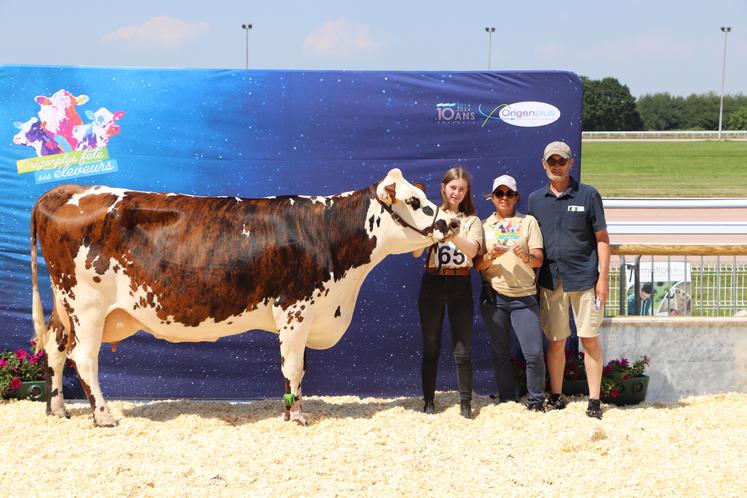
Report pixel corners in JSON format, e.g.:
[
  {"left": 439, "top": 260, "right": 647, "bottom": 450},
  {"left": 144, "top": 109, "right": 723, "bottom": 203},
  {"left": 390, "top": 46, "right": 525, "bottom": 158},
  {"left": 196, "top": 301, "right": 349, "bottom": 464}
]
[
  {"left": 375, "top": 168, "right": 459, "bottom": 251},
  {"left": 35, "top": 89, "right": 89, "bottom": 113},
  {"left": 13, "top": 117, "right": 61, "bottom": 156},
  {"left": 34, "top": 90, "right": 90, "bottom": 132},
  {"left": 13, "top": 117, "right": 40, "bottom": 145},
  {"left": 86, "top": 108, "right": 125, "bottom": 138}
]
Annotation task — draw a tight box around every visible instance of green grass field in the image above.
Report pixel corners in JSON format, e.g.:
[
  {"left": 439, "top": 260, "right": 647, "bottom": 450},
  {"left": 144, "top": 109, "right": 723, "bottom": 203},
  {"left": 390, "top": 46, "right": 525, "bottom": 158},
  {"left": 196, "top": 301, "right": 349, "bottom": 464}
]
[{"left": 580, "top": 141, "right": 747, "bottom": 197}]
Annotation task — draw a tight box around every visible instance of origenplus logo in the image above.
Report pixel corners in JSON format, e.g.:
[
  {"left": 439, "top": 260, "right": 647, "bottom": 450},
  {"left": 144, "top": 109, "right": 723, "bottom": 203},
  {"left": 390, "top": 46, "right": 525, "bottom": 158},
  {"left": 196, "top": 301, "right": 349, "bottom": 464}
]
[
  {"left": 436, "top": 103, "right": 476, "bottom": 124},
  {"left": 478, "top": 101, "right": 560, "bottom": 127}
]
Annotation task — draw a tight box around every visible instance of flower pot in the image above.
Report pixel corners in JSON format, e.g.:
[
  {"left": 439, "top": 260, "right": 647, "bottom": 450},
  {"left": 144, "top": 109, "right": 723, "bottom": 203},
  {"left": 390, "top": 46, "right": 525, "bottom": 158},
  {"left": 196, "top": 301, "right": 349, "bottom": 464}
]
[
  {"left": 602, "top": 375, "right": 649, "bottom": 406},
  {"left": 16, "top": 380, "right": 47, "bottom": 402},
  {"left": 562, "top": 379, "right": 589, "bottom": 396}
]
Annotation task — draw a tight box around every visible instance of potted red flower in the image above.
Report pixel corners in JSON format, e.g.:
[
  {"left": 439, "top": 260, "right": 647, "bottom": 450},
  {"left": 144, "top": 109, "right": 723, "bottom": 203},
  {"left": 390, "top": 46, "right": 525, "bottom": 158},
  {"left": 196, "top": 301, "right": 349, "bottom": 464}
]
[
  {"left": 561, "top": 352, "right": 650, "bottom": 405},
  {"left": 601, "top": 356, "right": 650, "bottom": 405},
  {"left": 0, "top": 340, "right": 48, "bottom": 401}
]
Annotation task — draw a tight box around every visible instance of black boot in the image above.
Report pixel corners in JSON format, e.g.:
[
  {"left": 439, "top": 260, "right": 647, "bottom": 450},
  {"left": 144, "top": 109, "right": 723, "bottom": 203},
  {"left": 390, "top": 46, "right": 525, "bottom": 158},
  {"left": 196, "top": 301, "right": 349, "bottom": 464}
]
[
  {"left": 423, "top": 399, "right": 435, "bottom": 414},
  {"left": 460, "top": 400, "right": 472, "bottom": 419},
  {"left": 526, "top": 401, "right": 546, "bottom": 412},
  {"left": 548, "top": 393, "right": 566, "bottom": 410},
  {"left": 586, "top": 398, "right": 603, "bottom": 419}
]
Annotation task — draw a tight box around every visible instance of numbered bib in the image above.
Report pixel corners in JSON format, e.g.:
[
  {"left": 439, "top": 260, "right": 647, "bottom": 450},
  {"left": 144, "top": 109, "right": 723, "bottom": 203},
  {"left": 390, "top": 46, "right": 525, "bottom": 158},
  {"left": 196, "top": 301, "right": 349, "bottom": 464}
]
[{"left": 436, "top": 241, "right": 468, "bottom": 268}]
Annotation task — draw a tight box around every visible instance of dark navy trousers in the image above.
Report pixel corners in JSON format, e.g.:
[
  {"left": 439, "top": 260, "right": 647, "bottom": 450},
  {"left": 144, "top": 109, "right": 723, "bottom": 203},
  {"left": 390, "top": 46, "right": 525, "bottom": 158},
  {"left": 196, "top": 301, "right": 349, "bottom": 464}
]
[{"left": 480, "top": 290, "right": 546, "bottom": 405}]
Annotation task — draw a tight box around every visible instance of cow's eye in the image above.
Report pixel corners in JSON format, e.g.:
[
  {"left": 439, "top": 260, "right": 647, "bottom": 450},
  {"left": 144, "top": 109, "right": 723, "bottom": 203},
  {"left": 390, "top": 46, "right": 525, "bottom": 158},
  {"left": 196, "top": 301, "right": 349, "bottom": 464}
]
[{"left": 406, "top": 197, "right": 421, "bottom": 210}]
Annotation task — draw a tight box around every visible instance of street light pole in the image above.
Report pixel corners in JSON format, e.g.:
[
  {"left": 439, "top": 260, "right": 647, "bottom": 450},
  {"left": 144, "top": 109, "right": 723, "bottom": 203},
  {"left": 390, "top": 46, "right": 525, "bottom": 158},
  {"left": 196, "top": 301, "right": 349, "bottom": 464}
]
[
  {"left": 241, "top": 23, "right": 253, "bottom": 69},
  {"left": 718, "top": 26, "right": 731, "bottom": 141},
  {"left": 484, "top": 27, "right": 495, "bottom": 70}
]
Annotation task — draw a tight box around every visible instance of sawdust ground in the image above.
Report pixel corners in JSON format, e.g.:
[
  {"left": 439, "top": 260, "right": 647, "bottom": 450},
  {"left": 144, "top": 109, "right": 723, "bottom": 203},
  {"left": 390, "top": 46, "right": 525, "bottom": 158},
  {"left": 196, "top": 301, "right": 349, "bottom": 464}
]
[{"left": 2, "top": 392, "right": 746, "bottom": 497}]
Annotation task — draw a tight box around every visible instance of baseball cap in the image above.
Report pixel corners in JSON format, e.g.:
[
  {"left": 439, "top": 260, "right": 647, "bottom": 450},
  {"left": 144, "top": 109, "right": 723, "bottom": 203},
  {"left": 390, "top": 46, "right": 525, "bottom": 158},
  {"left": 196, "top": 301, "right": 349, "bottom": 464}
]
[
  {"left": 491, "top": 174, "right": 517, "bottom": 193},
  {"left": 543, "top": 141, "right": 573, "bottom": 161}
]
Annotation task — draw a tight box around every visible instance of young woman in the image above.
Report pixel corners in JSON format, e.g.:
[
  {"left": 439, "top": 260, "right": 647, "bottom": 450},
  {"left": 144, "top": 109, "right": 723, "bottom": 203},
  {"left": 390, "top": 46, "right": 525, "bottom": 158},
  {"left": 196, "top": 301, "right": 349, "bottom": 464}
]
[
  {"left": 473, "top": 175, "right": 547, "bottom": 411},
  {"left": 413, "top": 166, "right": 482, "bottom": 418}
]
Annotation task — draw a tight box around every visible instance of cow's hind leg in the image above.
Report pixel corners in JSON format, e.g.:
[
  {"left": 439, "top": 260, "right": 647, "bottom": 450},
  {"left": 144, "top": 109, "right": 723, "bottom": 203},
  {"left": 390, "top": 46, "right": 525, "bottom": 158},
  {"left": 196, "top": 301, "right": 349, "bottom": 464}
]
[
  {"left": 275, "top": 304, "right": 311, "bottom": 426},
  {"left": 68, "top": 311, "right": 117, "bottom": 427},
  {"left": 43, "top": 310, "right": 69, "bottom": 418}
]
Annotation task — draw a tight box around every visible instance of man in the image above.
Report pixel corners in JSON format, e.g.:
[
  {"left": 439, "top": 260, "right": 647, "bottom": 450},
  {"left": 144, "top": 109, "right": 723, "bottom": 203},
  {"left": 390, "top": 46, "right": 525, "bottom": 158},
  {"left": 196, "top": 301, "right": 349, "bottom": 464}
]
[
  {"left": 528, "top": 141, "right": 610, "bottom": 419},
  {"left": 627, "top": 282, "right": 653, "bottom": 316}
]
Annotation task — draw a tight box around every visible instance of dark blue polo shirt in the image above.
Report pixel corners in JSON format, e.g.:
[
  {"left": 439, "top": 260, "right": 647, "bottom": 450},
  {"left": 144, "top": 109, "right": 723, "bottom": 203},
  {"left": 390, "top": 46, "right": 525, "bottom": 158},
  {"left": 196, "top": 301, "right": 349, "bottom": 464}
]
[{"left": 528, "top": 177, "right": 606, "bottom": 292}]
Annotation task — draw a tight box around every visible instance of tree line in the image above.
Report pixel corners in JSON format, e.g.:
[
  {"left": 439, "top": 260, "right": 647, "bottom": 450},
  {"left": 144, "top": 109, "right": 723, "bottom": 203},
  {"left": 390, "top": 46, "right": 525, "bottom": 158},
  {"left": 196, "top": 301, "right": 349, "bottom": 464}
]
[{"left": 581, "top": 76, "right": 747, "bottom": 131}]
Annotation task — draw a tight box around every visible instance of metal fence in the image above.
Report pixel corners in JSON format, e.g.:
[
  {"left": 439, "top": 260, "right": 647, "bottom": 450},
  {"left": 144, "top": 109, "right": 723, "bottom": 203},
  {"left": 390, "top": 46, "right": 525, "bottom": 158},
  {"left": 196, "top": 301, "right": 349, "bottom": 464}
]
[
  {"left": 583, "top": 130, "right": 747, "bottom": 140},
  {"left": 606, "top": 247, "right": 747, "bottom": 317}
]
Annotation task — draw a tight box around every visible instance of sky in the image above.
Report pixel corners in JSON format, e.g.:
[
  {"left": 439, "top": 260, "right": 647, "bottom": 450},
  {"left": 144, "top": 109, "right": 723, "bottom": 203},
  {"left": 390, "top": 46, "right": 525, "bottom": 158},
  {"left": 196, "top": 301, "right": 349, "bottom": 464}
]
[{"left": 0, "top": 0, "right": 745, "bottom": 97}]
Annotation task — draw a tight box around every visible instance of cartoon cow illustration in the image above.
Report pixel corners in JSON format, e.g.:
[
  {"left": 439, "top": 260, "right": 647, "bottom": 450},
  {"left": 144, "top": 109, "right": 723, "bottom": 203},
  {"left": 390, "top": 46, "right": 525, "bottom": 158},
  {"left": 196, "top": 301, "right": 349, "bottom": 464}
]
[
  {"left": 34, "top": 89, "right": 89, "bottom": 150},
  {"left": 13, "top": 117, "right": 64, "bottom": 156},
  {"left": 72, "top": 107, "right": 125, "bottom": 150}
]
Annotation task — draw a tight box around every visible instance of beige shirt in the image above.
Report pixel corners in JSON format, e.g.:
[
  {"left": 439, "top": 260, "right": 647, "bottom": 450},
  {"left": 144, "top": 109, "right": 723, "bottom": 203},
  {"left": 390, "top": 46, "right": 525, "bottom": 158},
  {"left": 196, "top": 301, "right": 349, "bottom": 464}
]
[
  {"left": 480, "top": 212, "right": 543, "bottom": 296},
  {"left": 426, "top": 213, "right": 483, "bottom": 269}
]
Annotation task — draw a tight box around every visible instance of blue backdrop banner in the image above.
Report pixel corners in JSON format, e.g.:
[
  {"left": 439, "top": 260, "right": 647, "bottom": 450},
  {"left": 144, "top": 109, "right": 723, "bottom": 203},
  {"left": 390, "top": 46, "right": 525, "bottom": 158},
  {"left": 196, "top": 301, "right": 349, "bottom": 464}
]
[{"left": 0, "top": 65, "right": 582, "bottom": 399}]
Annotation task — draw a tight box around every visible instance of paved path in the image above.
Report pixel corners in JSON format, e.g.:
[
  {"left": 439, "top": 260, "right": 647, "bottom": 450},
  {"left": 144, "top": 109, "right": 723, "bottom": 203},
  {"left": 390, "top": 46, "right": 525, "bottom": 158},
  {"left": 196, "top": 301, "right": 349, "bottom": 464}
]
[{"left": 604, "top": 202, "right": 747, "bottom": 245}]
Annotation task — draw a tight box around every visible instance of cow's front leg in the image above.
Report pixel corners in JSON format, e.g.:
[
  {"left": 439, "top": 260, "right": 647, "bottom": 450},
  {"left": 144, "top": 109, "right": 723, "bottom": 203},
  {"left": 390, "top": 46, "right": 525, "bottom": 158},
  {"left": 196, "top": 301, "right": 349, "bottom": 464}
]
[
  {"left": 274, "top": 304, "right": 311, "bottom": 426},
  {"left": 68, "top": 311, "right": 117, "bottom": 427},
  {"left": 43, "top": 310, "right": 69, "bottom": 419}
]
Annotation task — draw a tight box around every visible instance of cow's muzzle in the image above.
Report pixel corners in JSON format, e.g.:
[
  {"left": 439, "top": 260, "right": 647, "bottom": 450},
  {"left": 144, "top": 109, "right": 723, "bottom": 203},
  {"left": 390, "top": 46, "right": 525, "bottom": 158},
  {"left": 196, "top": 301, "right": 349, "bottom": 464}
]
[{"left": 433, "top": 217, "right": 460, "bottom": 241}]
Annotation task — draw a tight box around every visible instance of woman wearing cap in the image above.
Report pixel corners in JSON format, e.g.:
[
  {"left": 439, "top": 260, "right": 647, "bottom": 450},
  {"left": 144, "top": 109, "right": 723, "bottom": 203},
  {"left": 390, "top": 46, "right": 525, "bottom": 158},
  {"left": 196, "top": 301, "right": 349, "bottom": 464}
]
[
  {"left": 474, "top": 175, "right": 546, "bottom": 411},
  {"left": 412, "top": 166, "right": 482, "bottom": 419}
]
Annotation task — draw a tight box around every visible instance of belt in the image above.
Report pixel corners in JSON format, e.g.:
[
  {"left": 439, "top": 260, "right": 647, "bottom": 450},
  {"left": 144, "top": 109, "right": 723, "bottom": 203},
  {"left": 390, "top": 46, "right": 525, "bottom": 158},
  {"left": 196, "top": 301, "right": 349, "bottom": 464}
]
[{"left": 427, "top": 267, "right": 470, "bottom": 276}]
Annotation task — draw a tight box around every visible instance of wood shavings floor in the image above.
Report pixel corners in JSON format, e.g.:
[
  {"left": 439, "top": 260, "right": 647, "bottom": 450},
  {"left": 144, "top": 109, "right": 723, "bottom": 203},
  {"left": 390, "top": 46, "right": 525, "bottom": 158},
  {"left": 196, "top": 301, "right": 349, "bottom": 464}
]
[{"left": 3, "top": 392, "right": 745, "bottom": 496}]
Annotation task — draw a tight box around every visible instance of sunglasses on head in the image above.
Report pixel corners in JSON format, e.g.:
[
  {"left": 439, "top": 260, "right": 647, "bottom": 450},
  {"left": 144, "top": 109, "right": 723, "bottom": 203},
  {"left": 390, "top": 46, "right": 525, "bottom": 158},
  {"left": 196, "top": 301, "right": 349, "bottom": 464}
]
[
  {"left": 546, "top": 156, "right": 569, "bottom": 166},
  {"left": 493, "top": 190, "right": 517, "bottom": 199}
]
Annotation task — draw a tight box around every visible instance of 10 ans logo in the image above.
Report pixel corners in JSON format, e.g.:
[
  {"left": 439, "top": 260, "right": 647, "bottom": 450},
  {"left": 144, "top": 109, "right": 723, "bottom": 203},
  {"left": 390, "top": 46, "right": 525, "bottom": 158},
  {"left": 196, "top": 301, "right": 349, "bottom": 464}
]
[{"left": 436, "top": 103, "right": 476, "bottom": 123}]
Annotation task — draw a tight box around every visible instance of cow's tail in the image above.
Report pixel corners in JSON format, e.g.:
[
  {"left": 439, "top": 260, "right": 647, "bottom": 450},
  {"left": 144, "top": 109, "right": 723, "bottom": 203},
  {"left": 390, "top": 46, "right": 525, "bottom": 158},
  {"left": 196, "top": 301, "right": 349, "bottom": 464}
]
[{"left": 30, "top": 203, "right": 49, "bottom": 354}]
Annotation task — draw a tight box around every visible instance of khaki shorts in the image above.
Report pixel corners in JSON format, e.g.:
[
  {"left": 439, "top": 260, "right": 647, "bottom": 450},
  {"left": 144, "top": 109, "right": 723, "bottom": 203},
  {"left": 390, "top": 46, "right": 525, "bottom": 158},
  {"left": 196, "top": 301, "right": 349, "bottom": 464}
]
[{"left": 539, "top": 278, "right": 603, "bottom": 341}]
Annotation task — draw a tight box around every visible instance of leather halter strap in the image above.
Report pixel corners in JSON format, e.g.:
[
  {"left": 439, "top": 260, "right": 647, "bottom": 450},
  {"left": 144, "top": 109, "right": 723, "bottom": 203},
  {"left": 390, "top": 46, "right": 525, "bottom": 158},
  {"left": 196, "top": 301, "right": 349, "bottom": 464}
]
[{"left": 369, "top": 184, "right": 439, "bottom": 238}]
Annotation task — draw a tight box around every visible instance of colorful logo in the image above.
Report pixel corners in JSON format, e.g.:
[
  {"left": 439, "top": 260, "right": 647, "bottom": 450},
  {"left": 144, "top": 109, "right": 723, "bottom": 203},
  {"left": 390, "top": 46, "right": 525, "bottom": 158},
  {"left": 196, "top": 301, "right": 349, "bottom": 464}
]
[
  {"left": 490, "top": 220, "right": 522, "bottom": 246},
  {"left": 12, "top": 89, "right": 125, "bottom": 184}
]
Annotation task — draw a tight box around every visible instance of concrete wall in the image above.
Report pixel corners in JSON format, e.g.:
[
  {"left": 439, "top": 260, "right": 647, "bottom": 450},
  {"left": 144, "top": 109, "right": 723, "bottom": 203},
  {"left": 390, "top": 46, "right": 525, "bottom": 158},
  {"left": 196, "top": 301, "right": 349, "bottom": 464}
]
[{"left": 600, "top": 317, "right": 747, "bottom": 402}]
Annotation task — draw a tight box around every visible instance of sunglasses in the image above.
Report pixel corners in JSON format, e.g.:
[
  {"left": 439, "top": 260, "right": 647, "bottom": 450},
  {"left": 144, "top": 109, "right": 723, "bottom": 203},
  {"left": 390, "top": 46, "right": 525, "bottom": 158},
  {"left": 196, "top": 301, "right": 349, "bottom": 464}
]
[
  {"left": 546, "top": 156, "right": 569, "bottom": 166},
  {"left": 493, "top": 190, "right": 517, "bottom": 199}
]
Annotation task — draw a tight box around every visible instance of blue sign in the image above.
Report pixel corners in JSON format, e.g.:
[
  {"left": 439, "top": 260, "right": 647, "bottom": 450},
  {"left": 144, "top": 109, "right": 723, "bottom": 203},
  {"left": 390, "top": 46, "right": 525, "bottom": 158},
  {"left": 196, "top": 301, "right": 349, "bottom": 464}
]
[{"left": 0, "top": 65, "right": 582, "bottom": 399}]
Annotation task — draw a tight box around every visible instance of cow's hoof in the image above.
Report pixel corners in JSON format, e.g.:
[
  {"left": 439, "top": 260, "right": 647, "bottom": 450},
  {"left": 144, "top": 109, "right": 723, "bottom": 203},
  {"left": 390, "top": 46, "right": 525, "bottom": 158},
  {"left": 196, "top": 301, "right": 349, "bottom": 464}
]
[
  {"left": 290, "top": 412, "right": 308, "bottom": 426},
  {"left": 293, "top": 417, "right": 308, "bottom": 427},
  {"left": 94, "top": 420, "right": 119, "bottom": 428},
  {"left": 47, "top": 405, "right": 70, "bottom": 418},
  {"left": 283, "top": 410, "right": 290, "bottom": 421},
  {"left": 93, "top": 411, "right": 118, "bottom": 427}
]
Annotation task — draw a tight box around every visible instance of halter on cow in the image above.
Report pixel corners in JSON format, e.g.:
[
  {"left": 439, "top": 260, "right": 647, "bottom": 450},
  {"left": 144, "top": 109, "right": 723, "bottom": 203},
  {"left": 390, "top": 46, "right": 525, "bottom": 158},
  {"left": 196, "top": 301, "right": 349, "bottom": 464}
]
[{"left": 30, "top": 168, "right": 459, "bottom": 426}]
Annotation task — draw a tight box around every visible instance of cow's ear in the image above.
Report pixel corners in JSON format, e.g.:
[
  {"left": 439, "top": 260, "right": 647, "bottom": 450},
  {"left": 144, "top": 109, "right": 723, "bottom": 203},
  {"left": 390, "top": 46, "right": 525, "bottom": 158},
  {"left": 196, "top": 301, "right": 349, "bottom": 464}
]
[
  {"left": 414, "top": 182, "right": 425, "bottom": 192},
  {"left": 76, "top": 95, "right": 90, "bottom": 105},
  {"left": 35, "top": 96, "right": 51, "bottom": 105},
  {"left": 85, "top": 110, "right": 95, "bottom": 121},
  {"left": 384, "top": 183, "right": 397, "bottom": 205}
]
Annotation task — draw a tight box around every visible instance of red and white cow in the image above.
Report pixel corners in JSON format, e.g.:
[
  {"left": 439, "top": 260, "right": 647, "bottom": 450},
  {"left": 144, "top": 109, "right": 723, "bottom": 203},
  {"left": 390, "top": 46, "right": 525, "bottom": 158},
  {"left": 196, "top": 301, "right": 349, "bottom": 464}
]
[
  {"left": 72, "top": 107, "right": 125, "bottom": 150},
  {"left": 31, "top": 169, "right": 458, "bottom": 426},
  {"left": 34, "top": 89, "right": 90, "bottom": 151},
  {"left": 13, "top": 117, "right": 64, "bottom": 157}
]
